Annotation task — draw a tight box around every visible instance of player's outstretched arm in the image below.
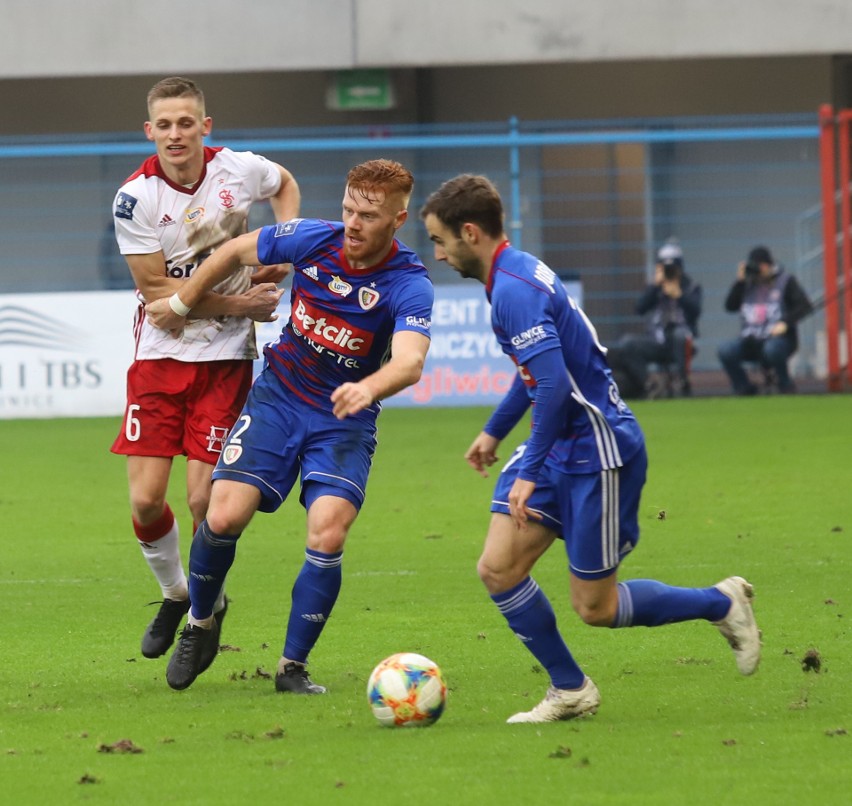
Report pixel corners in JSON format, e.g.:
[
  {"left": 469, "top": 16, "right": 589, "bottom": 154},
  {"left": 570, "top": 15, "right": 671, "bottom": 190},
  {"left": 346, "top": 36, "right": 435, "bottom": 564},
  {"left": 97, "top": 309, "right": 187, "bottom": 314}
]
[
  {"left": 145, "top": 230, "right": 264, "bottom": 330},
  {"left": 331, "top": 330, "right": 430, "bottom": 420},
  {"left": 251, "top": 264, "right": 290, "bottom": 285},
  {"left": 127, "top": 249, "right": 283, "bottom": 322}
]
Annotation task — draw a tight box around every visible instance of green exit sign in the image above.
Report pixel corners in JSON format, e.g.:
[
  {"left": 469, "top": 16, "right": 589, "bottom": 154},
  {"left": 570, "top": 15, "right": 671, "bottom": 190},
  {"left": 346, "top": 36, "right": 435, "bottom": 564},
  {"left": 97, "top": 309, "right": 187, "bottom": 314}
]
[{"left": 329, "top": 69, "right": 395, "bottom": 111}]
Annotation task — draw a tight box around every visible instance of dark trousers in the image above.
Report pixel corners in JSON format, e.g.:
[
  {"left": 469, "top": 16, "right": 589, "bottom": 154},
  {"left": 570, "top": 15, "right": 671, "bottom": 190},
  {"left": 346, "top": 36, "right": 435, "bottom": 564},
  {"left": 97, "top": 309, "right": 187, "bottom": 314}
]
[
  {"left": 717, "top": 335, "right": 795, "bottom": 394},
  {"left": 615, "top": 331, "right": 691, "bottom": 394}
]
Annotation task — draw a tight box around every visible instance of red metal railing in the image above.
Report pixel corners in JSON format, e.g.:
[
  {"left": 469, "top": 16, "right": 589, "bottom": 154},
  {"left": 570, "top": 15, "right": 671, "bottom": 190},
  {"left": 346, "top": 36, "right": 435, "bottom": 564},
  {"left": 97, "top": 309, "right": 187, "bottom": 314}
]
[{"left": 819, "top": 103, "right": 852, "bottom": 389}]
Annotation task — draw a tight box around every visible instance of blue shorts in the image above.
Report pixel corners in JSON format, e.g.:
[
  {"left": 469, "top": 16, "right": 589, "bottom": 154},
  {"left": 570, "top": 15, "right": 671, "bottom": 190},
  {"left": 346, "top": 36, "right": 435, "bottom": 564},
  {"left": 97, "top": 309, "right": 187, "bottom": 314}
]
[
  {"left": 212, "top": 367, "right": 377, "bottom": 513},
  {"left": 491, "top": 444, "right": 648, "bottom": 580}
]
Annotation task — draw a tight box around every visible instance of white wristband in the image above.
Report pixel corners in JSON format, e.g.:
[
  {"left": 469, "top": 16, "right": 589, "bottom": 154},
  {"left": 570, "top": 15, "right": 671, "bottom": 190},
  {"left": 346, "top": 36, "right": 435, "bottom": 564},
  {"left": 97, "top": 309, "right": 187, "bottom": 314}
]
[{"left": 168, "top": 293, "right": 191, "bottom": 317}]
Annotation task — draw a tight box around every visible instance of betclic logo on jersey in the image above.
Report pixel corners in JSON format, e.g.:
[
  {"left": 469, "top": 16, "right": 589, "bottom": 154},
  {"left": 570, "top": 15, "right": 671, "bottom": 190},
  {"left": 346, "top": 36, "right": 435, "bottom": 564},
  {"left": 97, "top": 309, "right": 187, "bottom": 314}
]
[{"left": 291, "top": 296, "right": 374, "bottom": 356}]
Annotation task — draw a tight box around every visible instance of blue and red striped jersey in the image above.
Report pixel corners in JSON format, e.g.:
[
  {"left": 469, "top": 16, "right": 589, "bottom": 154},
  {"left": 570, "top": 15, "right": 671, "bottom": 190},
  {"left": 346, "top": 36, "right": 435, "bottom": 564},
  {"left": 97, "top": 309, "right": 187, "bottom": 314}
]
[{"left": 256, "top": 218, "right": 433, "bottom": 418}]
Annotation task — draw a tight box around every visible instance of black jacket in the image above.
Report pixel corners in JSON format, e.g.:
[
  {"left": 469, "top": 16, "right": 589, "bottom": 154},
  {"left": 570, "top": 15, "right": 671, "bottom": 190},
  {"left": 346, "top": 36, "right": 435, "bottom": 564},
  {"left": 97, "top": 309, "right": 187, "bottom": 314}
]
[
  {"left": 636, "top": 272, "right": 702, "bottom": 339},
  {"left": 724, "top": 268, "right": 812, "bottom": 348}
]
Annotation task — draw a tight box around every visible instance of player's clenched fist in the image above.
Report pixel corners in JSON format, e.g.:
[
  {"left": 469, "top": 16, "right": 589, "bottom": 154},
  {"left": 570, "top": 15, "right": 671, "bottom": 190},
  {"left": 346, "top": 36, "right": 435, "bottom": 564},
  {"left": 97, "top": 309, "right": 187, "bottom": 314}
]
[
  {"left": 240, "top": 283, "right": 284, "bottom": 322},
  {"left": 145, "top": 297, "right": 184, "bottom": 331}
]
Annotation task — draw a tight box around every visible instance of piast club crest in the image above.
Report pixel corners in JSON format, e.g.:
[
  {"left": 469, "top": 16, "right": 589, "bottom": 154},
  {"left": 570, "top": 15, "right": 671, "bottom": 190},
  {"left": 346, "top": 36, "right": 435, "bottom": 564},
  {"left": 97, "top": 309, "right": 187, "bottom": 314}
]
[
  {"left": 359, "top": 286, "right": 380, "bottom": 310},
  {"left": 222, "top": 444, "right": 243, "bottom": 465}
]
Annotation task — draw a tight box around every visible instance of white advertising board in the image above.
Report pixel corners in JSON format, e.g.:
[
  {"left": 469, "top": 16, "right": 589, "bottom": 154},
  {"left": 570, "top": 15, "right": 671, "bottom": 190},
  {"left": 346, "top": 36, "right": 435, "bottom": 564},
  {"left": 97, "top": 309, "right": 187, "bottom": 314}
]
[
  {"left": 0, "top": 281, "right": 582, "bottom": 419},
  {"left": 0, "top": 291, "right": 139, "bottom": 419}
]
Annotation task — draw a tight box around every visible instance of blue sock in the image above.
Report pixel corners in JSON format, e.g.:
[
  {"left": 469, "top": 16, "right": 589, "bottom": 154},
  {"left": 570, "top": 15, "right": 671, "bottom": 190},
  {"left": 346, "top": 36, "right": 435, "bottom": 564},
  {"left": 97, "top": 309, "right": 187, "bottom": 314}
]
[
  {"left": 283, "top": 549, "right": 343, "bottom": 664},
  {"left": 492, "top": 577, "right": 585, "bottom": 690},
  {"left": 188, "top": 520, "right": 240, "bottom": 620},
  {"left": 612, "top": 579, "right": 730, "bottom": 628}
]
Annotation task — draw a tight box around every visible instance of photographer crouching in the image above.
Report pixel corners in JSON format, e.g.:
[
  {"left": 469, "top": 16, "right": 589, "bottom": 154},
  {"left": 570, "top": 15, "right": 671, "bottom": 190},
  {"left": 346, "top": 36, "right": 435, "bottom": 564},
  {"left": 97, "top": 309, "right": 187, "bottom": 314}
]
[
  {"left": 609, "top": 240, "right": 702, "bottom": 398},
  {"left": 717, "top": 245, "right": 813, "bottom": 395}
]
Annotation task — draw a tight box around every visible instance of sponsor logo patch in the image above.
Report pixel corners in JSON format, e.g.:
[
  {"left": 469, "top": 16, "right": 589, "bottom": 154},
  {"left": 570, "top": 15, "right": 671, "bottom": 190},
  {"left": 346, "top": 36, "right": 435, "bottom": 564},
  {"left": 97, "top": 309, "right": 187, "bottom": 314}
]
[
  {"left": 274, "top": 218, "right": 303, "bottom": 237},
  {"left": 291, "top": 295, "right": 373, "bottom": 355},
  {"left": 511, "top": 324, "right": 547, "bottom": 350},
  {"left": 405, "top": 315, "right": 431, "bottom": 332},
  {"left": 114, "top": 192, "right": 138, "bottom": 221},
  {"left": 328, "top": 275, "right": 353, "bottom": 297},
  {"left": 184, "top": 206, "right": 205, "bottom": 224}
]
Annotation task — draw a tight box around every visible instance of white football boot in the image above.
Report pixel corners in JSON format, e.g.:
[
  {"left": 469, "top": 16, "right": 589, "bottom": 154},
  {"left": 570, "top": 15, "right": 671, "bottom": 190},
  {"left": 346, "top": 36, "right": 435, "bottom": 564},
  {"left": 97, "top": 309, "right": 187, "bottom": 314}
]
[
  {"left": 713, "top": 576, "right": 761, "bottom": 675},
  {"left": 507, "top": 677, "right": 601, "bottom": 724}
]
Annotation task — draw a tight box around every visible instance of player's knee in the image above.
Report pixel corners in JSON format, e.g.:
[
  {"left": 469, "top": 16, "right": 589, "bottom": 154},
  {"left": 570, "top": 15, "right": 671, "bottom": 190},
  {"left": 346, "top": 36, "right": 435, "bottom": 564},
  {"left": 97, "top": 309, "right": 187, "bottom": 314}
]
[
  {"left": 205, "top": 507, "right": 249, "bottom": 536},
  {"left": 307, "top": 535, "right": 346, "bottom": 554},
  {"left": 476, "top": 557, "right": 494, "bottom": 589},
  {"left": 130, "top": 495, "right": 167, "bottom": 525},
  {"left": 306, "top": 524, "right": 348, "bottom": 554},
  {"left": 572, "top": 597, "right": 616, "bottom": 627},
  {"left": 477, "top": 556, "right": 518, "bottom": 595}
]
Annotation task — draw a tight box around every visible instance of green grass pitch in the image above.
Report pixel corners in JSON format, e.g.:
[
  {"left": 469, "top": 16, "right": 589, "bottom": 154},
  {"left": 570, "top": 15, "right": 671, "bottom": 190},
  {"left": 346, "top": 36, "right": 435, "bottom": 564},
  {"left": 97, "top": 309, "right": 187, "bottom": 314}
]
[{"left": 1, "top": 395, "right": 850, "bottom": 804}]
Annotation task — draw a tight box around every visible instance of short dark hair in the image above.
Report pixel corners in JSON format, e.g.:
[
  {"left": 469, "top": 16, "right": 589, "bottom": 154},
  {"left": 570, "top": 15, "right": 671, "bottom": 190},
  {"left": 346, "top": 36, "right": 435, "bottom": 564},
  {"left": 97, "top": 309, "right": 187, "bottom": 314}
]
[
  {"left": 146, "top": 76, "right": 205, "bottom": 116},
  {"left": 420, "top": 174, "right": 504, "bottom": 238}
]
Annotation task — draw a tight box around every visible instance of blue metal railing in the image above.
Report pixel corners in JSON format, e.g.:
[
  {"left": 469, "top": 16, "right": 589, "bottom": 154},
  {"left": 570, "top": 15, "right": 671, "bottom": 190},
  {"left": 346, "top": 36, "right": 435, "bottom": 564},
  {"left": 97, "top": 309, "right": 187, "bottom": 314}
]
[{"left": 0, "top": 113, "right": 825, "bottom": 376}]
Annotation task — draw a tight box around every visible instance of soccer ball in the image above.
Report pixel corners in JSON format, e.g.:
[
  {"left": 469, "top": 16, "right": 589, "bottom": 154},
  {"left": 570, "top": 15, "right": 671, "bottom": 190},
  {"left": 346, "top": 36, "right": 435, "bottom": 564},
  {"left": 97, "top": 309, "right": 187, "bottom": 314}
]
[{"left": 367, "top": 652, "right": 447, "bottom": 727}]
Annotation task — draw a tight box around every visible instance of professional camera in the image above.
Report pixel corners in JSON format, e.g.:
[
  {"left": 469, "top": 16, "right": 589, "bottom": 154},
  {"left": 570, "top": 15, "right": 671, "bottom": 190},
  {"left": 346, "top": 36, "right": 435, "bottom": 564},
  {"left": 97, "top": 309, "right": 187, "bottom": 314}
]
[
  {"left": 662, "top": 261, "right": 681, "bottom": 281},
  {"left": 744, "top": 261, "right": 761, "bottom": 279}
]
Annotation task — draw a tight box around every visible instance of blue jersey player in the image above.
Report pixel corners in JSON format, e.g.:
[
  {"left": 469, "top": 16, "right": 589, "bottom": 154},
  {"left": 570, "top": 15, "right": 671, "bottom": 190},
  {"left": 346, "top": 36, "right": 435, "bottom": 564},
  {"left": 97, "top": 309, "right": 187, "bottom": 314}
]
[
  {"left": 146, "top": 160, "right": 433, "bottom": 693},
  {"left": 421, "top": 174, "right": 760, "bottom": 723}
]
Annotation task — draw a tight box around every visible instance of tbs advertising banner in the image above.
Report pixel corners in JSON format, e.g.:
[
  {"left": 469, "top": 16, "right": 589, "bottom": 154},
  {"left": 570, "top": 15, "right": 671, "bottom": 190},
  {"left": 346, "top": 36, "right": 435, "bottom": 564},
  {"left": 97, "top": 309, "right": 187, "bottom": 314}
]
[{"left": 0, "top": 282, "right": 581, "bottom": 419}]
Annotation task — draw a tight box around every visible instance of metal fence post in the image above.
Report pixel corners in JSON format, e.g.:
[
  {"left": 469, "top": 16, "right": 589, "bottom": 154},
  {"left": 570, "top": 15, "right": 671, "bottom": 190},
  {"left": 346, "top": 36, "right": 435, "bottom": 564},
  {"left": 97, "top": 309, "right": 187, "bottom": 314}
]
[{"left": 508, "top": 116, "right": 522, "bottom": 249}]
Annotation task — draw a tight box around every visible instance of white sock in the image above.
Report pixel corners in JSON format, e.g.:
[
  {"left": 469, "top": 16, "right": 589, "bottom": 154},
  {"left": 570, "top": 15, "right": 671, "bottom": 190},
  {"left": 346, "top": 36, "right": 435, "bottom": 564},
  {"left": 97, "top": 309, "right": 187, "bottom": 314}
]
[
  {"left": 188, "top": 612, "right": 215, "bottom": 629},
  {"left": 138, "top": 523, "right": 188, "bottom": 600}
]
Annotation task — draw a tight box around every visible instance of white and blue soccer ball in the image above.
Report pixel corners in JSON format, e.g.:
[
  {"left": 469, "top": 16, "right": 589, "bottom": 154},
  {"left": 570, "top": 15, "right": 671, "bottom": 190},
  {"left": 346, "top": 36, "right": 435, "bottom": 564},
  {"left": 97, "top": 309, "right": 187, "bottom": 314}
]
[{"left": 367, "top": 652, "right": 447, "bottom": 727}]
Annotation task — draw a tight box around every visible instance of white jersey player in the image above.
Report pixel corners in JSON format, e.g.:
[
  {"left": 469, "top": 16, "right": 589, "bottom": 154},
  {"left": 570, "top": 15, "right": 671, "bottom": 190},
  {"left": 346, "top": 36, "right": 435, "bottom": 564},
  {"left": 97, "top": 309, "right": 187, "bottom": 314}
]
[
  {"left": 110, "top": 76, "right": 300, "bottom": 665},
  {"left": 115, "top": 146, "right": 286, "bottom": 362}
]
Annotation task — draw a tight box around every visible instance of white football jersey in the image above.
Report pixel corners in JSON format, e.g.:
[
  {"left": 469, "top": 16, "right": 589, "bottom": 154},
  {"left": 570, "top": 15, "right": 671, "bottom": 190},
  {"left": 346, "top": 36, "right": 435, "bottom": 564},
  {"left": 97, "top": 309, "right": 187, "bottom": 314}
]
[{"left": 113, "top": 146, "right": 282, "bottom": 362}]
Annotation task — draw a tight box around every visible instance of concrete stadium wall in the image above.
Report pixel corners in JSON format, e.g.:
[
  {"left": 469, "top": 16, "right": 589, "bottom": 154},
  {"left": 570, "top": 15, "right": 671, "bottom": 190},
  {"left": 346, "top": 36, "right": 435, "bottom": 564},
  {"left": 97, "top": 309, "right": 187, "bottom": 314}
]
[
  {"left": 0, "top": 57, "right": 838, "bottom": 137},
  {"left": 2, "top": 0, "right": 851, "bottom": 136},
  {"left": 3, "top": 0, "right": 852, "bottom": 78}
]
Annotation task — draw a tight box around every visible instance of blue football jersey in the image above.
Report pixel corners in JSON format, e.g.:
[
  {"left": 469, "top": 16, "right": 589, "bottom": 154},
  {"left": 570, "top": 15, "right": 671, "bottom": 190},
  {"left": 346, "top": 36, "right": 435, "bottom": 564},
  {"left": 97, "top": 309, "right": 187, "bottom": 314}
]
[
  {"left": 255, "top": 218, "right": 433, "bottom": 418},
  {"left": 487, "top": 242, "right": 644, "bottom": 473}
]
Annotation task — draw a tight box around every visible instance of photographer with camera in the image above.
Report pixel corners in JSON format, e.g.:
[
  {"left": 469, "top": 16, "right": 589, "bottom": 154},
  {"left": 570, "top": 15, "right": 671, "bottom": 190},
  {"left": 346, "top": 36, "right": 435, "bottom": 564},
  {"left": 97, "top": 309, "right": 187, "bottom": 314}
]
[
  {"left": 609, "top": 240, "right": 702, "bottom": 398},
  {"left": 717, "top": 245, "right": 813, "bottom": 395}
]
